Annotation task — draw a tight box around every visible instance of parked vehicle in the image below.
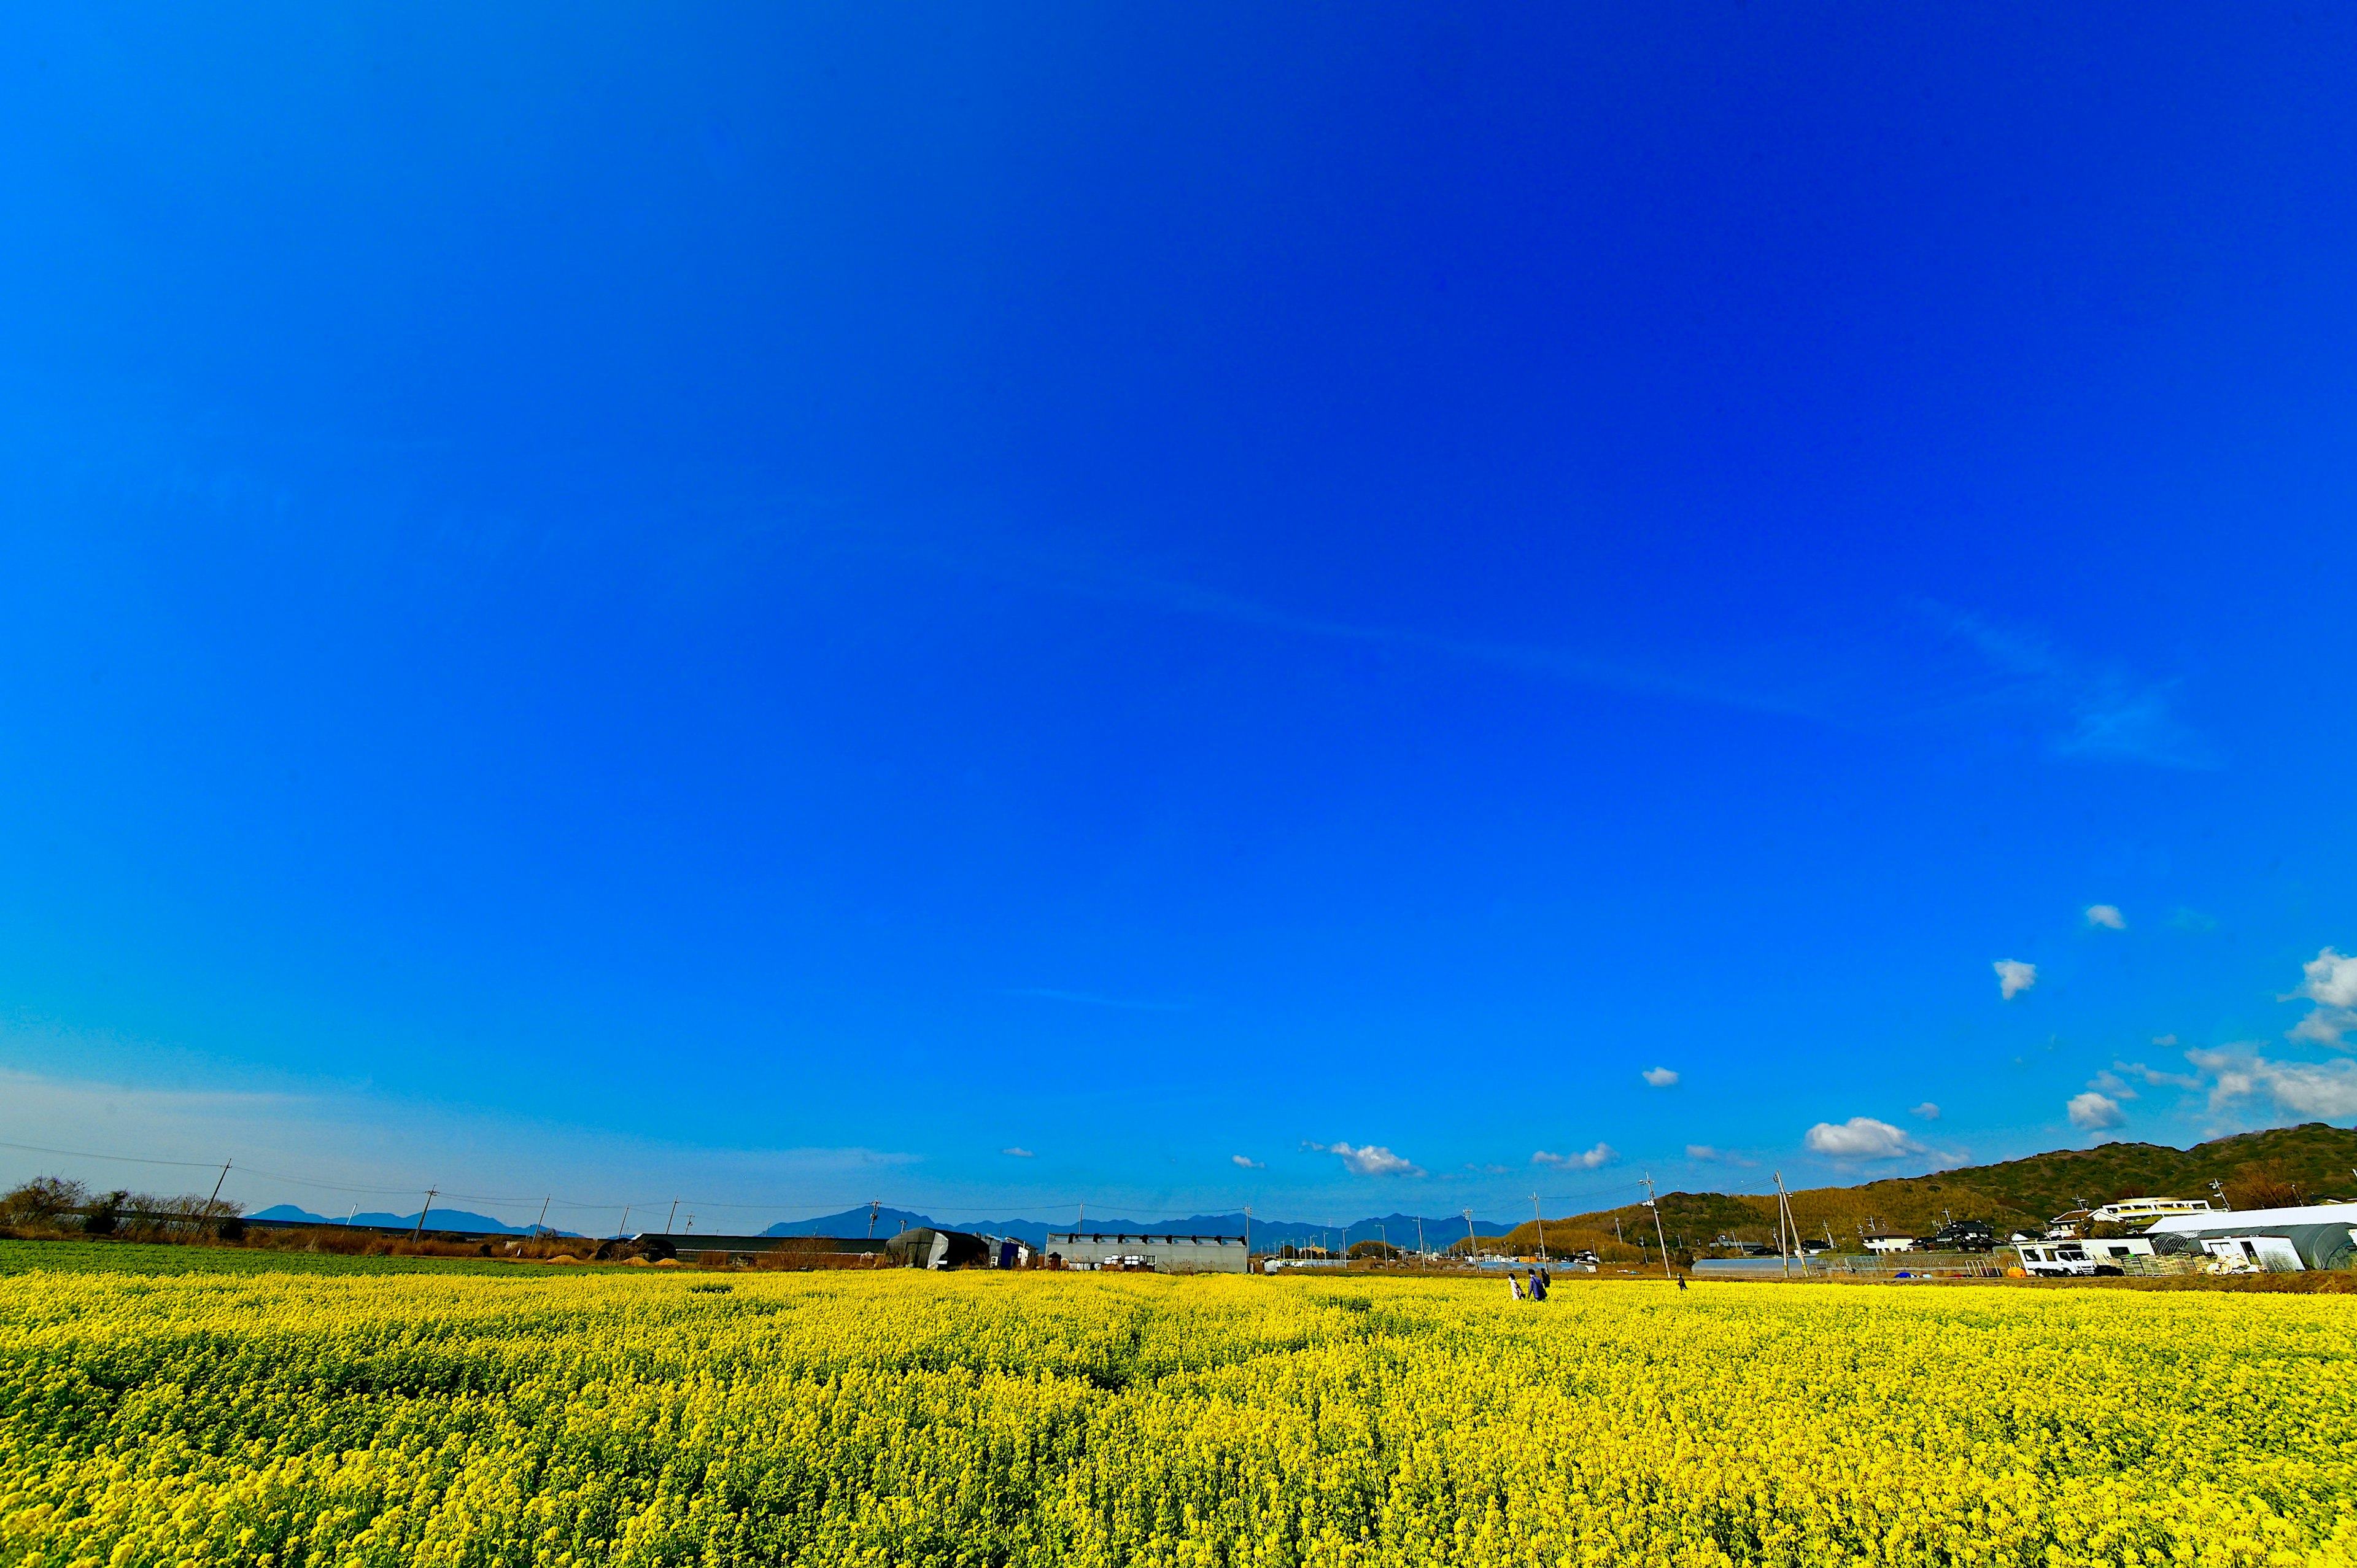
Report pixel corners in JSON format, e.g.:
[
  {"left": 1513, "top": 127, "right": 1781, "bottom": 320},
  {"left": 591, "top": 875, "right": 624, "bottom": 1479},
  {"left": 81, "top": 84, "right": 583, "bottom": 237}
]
[{"left": 2014, "top": 1242, "right": 2124, "bottom": 1278}]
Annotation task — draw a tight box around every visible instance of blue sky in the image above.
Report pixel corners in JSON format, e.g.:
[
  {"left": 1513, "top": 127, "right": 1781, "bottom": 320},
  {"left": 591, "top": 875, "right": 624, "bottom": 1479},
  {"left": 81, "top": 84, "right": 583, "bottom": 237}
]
[{"left": 3, "top": 5, "right": 2354, "bottom": 1227}]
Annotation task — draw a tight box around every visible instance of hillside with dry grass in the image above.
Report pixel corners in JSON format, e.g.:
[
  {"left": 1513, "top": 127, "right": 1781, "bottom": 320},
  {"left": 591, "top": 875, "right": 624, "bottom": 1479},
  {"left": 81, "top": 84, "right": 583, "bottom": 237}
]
[{"left": 1488, "top": 1122, "right": 2357, "bottom": 1254}]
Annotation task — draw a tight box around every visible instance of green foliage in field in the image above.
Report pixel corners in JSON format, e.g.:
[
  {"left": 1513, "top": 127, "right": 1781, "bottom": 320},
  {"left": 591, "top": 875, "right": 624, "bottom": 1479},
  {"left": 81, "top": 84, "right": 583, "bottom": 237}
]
[
  {"left": 0, "top": 1241, "right": 528, "bottom": 1278},
  {"left": 3, "top": 1266, "right": 2355, "bottom": 1566}
]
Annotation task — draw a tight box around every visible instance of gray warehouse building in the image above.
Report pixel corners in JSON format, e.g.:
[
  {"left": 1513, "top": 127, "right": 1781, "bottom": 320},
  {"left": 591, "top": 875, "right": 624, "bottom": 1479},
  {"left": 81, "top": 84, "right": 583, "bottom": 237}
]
[{"left": 1048, "top": 1232, "right": 1249, "bottom": 1273}]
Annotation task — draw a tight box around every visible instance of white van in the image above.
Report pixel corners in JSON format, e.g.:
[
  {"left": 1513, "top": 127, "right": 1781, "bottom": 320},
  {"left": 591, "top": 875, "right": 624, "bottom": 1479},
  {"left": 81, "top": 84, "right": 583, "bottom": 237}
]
[{"left": 2014, "top": 1242, "right": 2099, "bottom": 1276}]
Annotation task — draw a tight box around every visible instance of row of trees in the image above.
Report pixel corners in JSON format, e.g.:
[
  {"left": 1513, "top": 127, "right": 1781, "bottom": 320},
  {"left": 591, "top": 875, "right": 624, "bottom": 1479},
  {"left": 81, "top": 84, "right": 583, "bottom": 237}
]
[{"left": 0, "top": 1176, "right": 246, "bottom": 1240}]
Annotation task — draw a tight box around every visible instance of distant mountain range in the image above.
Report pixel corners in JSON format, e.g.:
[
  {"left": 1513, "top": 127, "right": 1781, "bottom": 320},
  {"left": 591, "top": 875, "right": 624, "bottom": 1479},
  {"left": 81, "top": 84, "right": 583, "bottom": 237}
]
[
  {"left": 757, "top": 1207, "right": 1513, "bottom": 1249},
  {"left": 249, "top": 1204, "right": 582, "bottom": 1236},
  {"left": 244, "top": 1201, "right": 1513, "bottom": 1247}
]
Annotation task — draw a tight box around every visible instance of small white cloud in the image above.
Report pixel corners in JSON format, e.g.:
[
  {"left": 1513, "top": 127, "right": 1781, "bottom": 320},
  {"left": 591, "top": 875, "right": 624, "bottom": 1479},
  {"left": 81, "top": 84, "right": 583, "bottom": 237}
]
[
  {"left": 2118, "top": 1058, "right": 2202, "bottom": 1091},
  {"left": 1002, "top": 1146, "right": 1035, "bottom": 1158},
  {"left": 2084, "top": 1070, "right": 2137, "bottom": 1100},
  {"left": 1686, "top": 1144, "right": 1720, "bottom": 1161},
  {"left": 2286, "top": 947, "right": 2357, "bottom": 1048},
  {"left": 1993, "top": 959, "right": 2037, "bottom": 1000},
  {"left": 1910, "top": 1102, "right": 1940, "bottom": 1120},
  {"left": 2066, "top": 1092, "right": 2126, "bottom": 1132},
  {"left": 2297, "top": 947, "right": 2357, "bottom": 1008},
  {"left": 1230, "top": 1154, "right": 1263, "bottom": 1169},
  {"left": 1306, "top": 1140, "right": 1425, "bottom": 1178},
  {"left": 1803, "top": 1117, "right": 1923, "bottom": 1159},
  {"left": 1532, "top": 1143, "right": 1616, "bottom": 1170},
  {"left": 2085, "top": 904, "right": 2126, "bottom": 930},
  {"left": 2151, "top": 1033, "right": 2178, "bottom": 1046},
  {"left": 1641, "top": 1067, "right": 1679, "bottom": 1088}
]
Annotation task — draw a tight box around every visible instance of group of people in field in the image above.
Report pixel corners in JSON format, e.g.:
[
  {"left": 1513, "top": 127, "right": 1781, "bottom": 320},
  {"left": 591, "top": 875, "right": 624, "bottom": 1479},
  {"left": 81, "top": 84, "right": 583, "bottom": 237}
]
[{"left": 1507, "top": 1265, "right": 1550, "bottom": 1301}]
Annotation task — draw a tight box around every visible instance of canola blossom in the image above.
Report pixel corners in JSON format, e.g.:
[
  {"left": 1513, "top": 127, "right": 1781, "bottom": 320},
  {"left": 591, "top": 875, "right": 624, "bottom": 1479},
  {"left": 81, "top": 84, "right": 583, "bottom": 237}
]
[{"left": 2, "top": 1263, "right": 2354, "bottom": 1567}]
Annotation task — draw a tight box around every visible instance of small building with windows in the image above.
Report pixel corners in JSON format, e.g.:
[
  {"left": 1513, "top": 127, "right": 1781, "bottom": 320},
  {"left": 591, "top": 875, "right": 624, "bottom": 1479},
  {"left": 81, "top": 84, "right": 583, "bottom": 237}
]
[
  {"left": 2088, "top": 1197, "right": 2213, "bottom": 1228},
  {"left": 1047, "top": 1232, "right": 1250, "bottom": 1273},
  {"left": 1862, "top": 1234, "right": 1916, "bottom": 1254}
]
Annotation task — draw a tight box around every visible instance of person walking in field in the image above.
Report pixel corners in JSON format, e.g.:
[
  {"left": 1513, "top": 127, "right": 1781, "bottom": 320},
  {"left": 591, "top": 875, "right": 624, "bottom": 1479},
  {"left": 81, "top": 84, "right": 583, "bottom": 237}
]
[
  {"left": 1508, "top": 1271, "right": 1524, "bottom": 1300},
  {"left": 1527, "top": 1270, "right": 1548, "bottom": 1302}
]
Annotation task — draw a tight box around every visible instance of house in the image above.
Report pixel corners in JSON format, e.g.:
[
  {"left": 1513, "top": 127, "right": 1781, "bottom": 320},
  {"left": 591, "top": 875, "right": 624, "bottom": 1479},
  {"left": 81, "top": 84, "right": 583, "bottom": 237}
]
[
  {"left": 1862, "top": 1234, "right": 1916, "bottom": 1254},
  {"left": 1927, "top": 1220, "right": 1997, "bottom": 1252},
  {"left": 2087, "top": 1197, "right": 2213, "bottom": 1228}
]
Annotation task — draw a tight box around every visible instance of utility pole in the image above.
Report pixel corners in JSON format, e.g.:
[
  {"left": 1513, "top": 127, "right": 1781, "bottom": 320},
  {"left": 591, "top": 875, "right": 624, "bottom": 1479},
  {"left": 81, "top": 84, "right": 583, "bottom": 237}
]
[
  {"left": 206, "top": 1161, "right": 232, "bottom": 1215},
  {"left": 1642, "top": 1173, "right": 1672, "bottom": 1284},
  {"left": 535, "top": 1195, "right": 551, "bottom": 1237},
  {"left": 1463, "top": 1208, "right": 1477, "bottom": 1261},
  {"left": 1773, "top": 1170, "right": 1794, "bottom": 1279},
  {"left": 1415, "top": 1215, "right": 1425, "bottom": 1260},
  {"left": 2210, "top": 1180, "right": 2229, "bottom": 1212},
  {"left": 1531, "top": 1193, "right": 1550, "bottom": 1264},
  {"left": 666, "top": 1199, "right": 680, "bottom": 1234},
  {"left": 1244, "top": 1205, "right": 1252, "bottom": 1262},
  {"left": 412, "top": 1189, "right": 438, "bottom": 1242},
  {"left": 1614, "top": 1213, "right": 1624, "bottom": 1247},
  {"left": 868, "top": 1200, "right": 880, "bottom": 1238},
  {"left": 617, "top": 1205, "right": 631, "bottom": 1240}
]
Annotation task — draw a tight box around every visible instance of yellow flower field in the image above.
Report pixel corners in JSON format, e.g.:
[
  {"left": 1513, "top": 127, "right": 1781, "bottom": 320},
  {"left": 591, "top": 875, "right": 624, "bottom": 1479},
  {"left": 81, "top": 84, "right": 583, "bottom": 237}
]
[{"left": 2, "top": 1263, "right": 2353, "bottom": 1567}]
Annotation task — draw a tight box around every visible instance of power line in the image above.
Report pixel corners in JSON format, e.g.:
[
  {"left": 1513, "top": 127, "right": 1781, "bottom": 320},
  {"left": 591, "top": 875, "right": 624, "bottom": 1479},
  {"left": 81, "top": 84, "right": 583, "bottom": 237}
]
[{"left": 0, "top": 1139, "right": 226, "bottom": 1169}]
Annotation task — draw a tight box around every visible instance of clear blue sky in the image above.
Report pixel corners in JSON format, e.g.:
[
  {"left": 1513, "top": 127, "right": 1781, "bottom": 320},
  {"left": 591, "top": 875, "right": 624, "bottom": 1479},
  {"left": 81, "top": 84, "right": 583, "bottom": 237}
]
[{"left": 3, "top": 5, "right": 2353, "bottom": 1227}]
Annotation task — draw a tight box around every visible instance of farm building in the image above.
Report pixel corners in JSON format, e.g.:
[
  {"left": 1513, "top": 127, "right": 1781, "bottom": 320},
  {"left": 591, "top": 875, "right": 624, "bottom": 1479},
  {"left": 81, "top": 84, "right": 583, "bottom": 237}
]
[
  {"left": 1047, "top": 1232, "right": 1250, "bottom": 1273},
  {"left": 627, "top": 1233, "right": 890, "bottom": 1265},
  {"left": 884, "top": 1227, "right": 994, "bottom": 1269},
  {"left": 2145, "top": 1201, "right": 2357, "bottom": 1272}
]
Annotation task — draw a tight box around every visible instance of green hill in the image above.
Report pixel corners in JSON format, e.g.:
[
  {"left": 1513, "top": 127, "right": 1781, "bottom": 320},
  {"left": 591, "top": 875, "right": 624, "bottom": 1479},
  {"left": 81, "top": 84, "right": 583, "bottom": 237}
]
[{"left": 1495, "top": 1123, "right": 2357, "bottom": 1255}]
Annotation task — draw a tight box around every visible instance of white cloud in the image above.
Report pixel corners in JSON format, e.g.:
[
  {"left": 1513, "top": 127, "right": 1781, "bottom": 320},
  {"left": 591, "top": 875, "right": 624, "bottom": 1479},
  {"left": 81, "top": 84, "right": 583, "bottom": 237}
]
[
  {"left": 2066, "top": 1092, "right": 2125, "bottom": 1132},
  {"left": 1231, "top": 1154, "right": 1263, "bottom": 1169},
  {"left": 2151, "top": 1033, "right": 2178, "bottom": 1046},
  {"left": 2084, "top": 1070, "right": 2137, "bottom": 1100},
  {"left": 1641, "top": 1067, "right": 1679, "bottom": 1088},
  {"left": 1910, "top": 1102, "right": 1940, "bottom": 1120},
  {"left": 2186, "top": 1048, "right": 2357, "bottom": 1122},
  {"left": 1532, "top": 1143, "right": 1616, "bottom": 1170},
  {"left": 1305, "top": 1141, "right": 1425, "bottom": 1178},
  {"left": 1928, "top": 607, "right": 2213, "bottom": 769},
  {"left": 1993, "top": 959, "right": 2037, "bottom": 1000},
  {"left": 2117, "top": 1058, "right": 2201, "bottom": 1091},
  {"left": 1001, "top": 1146, "right": 1035, "bottom": 1158},
  {"left": 1803, "top": 1117, "right": 1923, "bottom": 1160},
  {"left": 2296, "top": 946, "right": 2357, "bottom": 1008},
  {"left": 2084, "top": 904, "right": 2126, "bottom": 930},
  {"left": 2287, "top": 947, "right": 2357, "bottom": 1048}
]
